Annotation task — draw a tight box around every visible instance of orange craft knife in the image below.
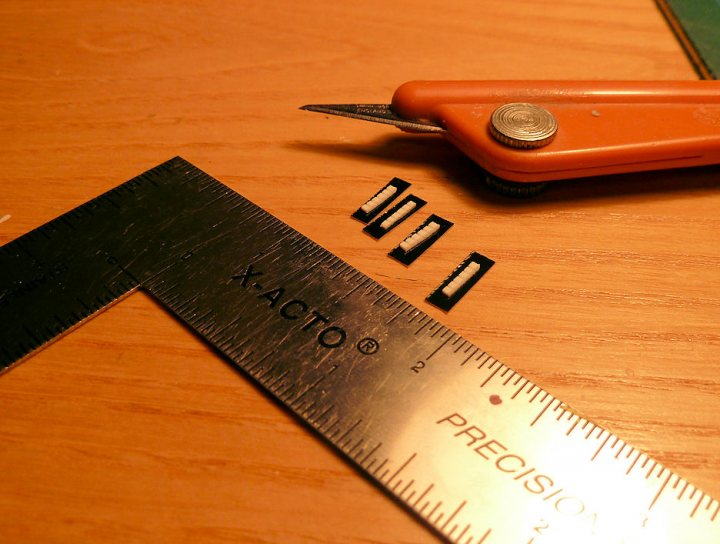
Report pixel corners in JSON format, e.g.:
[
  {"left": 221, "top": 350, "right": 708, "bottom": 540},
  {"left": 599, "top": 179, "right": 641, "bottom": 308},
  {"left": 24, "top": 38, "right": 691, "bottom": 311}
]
[{"left": 302, "top": 81, "right": 720, "bottom": 196}]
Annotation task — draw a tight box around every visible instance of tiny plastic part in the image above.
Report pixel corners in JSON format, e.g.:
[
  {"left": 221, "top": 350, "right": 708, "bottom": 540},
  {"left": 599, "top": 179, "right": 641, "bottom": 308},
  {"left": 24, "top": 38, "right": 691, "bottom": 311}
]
[
  {"left": 389, "top": 214, "right": 453, "bottom": 265},
  {"left": 400, "top": 221, "right": 440, "bottom": 252},
  {"left": 380, "top": 201, "right": 416, "bottom": 230},
  {"left": 362, "top": 186, "right": 397, "bottom": 213},
  {"left": 427, "top": 252, "right": 495, "bottom": 311},
  {"left": 352, "top": 178, "right": 411, "bottom": 222},
  {"left": 363, "top": 195, "right": 426, "bottom": 239},
  {"left": 441, "top": 261, "right": 481, "bottom": 297}
]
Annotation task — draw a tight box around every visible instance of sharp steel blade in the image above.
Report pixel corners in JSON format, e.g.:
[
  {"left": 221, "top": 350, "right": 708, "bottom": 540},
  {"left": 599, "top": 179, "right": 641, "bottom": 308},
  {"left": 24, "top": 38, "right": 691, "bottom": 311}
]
[{"left": 300, "top": 104, "right": 445, "bottom": 133}]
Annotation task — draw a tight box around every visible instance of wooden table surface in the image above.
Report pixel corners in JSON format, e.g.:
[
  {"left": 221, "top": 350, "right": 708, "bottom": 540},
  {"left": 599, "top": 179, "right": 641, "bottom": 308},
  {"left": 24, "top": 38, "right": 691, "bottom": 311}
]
[{"left": 1, "top": 1, "right": 718, "bottom": 542}]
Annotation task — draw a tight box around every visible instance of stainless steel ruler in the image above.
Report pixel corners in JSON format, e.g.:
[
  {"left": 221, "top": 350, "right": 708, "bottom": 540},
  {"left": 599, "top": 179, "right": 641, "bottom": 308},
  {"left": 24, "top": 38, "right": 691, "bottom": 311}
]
[{"left": 1, "top": 157, "right": 717, "bottom": 543}]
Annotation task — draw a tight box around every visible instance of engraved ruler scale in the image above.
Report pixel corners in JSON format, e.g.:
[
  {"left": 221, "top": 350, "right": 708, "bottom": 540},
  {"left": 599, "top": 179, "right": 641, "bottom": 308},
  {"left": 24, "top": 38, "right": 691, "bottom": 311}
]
[{"left": 1, "top": 157, "right": 717, "bottom": 543}]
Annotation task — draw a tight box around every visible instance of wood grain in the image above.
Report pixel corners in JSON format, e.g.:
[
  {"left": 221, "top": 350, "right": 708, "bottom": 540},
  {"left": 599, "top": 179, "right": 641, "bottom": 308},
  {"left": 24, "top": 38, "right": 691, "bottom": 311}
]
[{"left": 0, "top": 1, "right": 717, "bottom": 542}]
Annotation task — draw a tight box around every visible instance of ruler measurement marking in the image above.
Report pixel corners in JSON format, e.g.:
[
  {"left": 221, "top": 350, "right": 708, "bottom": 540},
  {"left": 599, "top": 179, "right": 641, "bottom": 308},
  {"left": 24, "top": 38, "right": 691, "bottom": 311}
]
[
  {"left": 639, "top": 455, "right": 652, "bottom": 475},
  {"left": 324, "top": 417, "right": 348, "bottom": 439},
  {"left": 341, "top": 278, "right": 371, "bottom": 300},
  {"left": 391, "top": 478, "right": 406, "bottom": 493},
  {"left": 614, "top": 442, "right": 628, "bottom": 459},
  {"left": 476, "top": 353, "right": 492, "bottom": 368},
  {"left": 530, "top": 397, "right": 553, "bottom": 427},
  {"left": 453, "top": 338, "right": 468, "bottom": 353},
  {"left": 691, "top": 491, "right": 707, "bottom": 518},
  {"left": 427, "top": 501, "right": 443, "bottom": 521},
  {"left": 565, "top": 416, "right": 581, "bottom": 436},
  {"left": 319, "top": 416, "right": 340, "bottom": 436},
  {"left": 460, "top": 348, "right": 480, "bottom": 366},
  {"left": 359, "top": 442, "right": 383, "bottom": 465},
  {"left": 414, "top": 319, "right": 432, "bottom": 335},
  {"left": 501, "top": 368, "right": 516, "bottom": 385},
  {"left": 236, "top": 351, "right": 267, "bottom": 374},
  {"left": 646, "top": 461, "right": 661, "bottom": 480},
  {"left": 346, "top": 437, "right": 365, "bottom": 457},
  {"left": 441, "top": 500, "right": 466, "bottom": 531},
  {"left": 263, "top": 369, "right": 290, "bottom": 392},
  {"left": 53, "top": 314, "right": 68, "bottom": 329},
  {"left": 307, "top": 401, "right": 334, "bottom": 425},
  {"left": 343, "top": 269, "right": 362, "bottom": 284},
  {"left": 584, "top": 422, "right": 598, "bottom": 439},
  {"left": 60, "top": 216, "right": 76, "bottom": 230},
  {"left": 408, "top": 310, "right": 423, "bottom": 324},
  {"left": 428, "top": 324, "right": 442, "bottom": 338},
  {"left": 529, "top": 388, "right": 545, "bottom": 404},
  {"left": 428, "top": 336, "right": 452, "bottom": 360},
  {"left": 311, "top": 404, "right": 336, "bottom": 432},
  {"left": 298, "top": 397, "right": 320, "bottom": 419},
  {"left": 331, "top": 267, "right": 348, "bottom": 280},
  {"left": 289, "top": 375, "right": 327, "bottom": 407},
  {"left": 649, "top": 472, "right": 673, "bottom": 510},
  {"left": 251, "top": 358, "right": 277, "bottom": 382},
  {"left": 2, "top": 346, "right": 14, "bottom": 362},
  {"left": 68, "top": 310, "right": 82, "bottom": 324},
  {"left": 372, "top": 458, "right": 389, "bottom": 476},
  {"left": 704, "top": 495, "right": 718, "bottom": 518},
  {"left": 273, "top": 380, "right": 295, "bottom": 400},
  {"left": 420, "top": 498, "right": 438, "bottom": 516},
  {"left": 104, "top": 193, "right": 123, "bottom": 208},
  {"left": 8, "top": 241, "right": 32, "bottom": 263},
  {"left": 336, "top": 419, "right": 363, "bottom": 445},
  {"left": 480, "top": 363, "right": 503, "bottom": 388},
  {"left": 626, "top": 451, "right": 643, "bottom": 475},
  {"left": 386, "top": 303, "right": 411, "bottom": 324},
  {"left": 591, "top": 432, "right": 612, "bottom": 461},
  {"left": 712, "top": 500, "right": 720, "bottom": 522},
  {"left": 412, "top": 483, "right": 435, "bottom": 509},
  {"left": 386, "top": 452, "right": 417, "bottom": 486},
  {"left": 373, "top": 291, "right": 394, "bottom": 307},
  {"left": 455, "top": 524, "right": 471, "bottom": 541},
  {"left": 399, "top": 479, "right": 415, "bottom": 499},
  {"left": 21, "top": 325, "right": 42, "bottom": 346},
  {"left": 678, "top": 481, "right": 692, "bottom": 500},
  {"left": 186, "top": 308, "right": 214, "bottom": 328},
  {"left": 209, "top": 314, "right": 250, "bottom": 344},
  {"left": 477, "top": 527, "right": 493, "bottom": 543},
  {"left": 511, "top": 379, "right": 528, "bottom": 399}
]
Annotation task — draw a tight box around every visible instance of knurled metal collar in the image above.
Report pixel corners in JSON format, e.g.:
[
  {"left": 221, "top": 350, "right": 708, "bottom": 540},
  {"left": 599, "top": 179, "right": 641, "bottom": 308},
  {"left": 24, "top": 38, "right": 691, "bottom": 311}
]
[{"left": 489, "top": 103, "right": 558, "bottom": 149}]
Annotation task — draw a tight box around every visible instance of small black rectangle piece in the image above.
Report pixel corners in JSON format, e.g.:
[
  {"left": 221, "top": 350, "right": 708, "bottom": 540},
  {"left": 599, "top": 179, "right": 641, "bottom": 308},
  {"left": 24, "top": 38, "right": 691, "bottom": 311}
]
[{"left": 426, "top": 252, "right": 494, "bottom": 311}]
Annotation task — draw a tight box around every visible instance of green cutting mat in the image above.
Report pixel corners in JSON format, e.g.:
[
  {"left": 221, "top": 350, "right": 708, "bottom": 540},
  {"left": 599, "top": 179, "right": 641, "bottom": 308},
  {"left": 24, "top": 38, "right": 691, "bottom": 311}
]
[{"left": 656, "top": 0, "right": 720, "bottom": 79}]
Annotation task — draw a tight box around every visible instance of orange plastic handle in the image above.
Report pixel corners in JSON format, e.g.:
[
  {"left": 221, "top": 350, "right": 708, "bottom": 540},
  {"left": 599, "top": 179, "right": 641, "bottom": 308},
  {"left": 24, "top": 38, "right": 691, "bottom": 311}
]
[{"left": 391, "top": 81, "right": 720, "bottom": 183}]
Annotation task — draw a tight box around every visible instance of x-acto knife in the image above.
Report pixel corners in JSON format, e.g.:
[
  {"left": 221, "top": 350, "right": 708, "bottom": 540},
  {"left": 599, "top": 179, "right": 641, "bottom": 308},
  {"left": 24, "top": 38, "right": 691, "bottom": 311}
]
[{"left": 302, "top": 80, "right": 720, "bottom": 196}]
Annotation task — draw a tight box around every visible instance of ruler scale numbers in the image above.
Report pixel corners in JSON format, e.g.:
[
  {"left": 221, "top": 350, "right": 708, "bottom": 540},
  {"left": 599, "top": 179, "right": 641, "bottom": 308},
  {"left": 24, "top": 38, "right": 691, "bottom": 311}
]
[{"left": 0, "top": 157, "right": 716, "bottom": 543}]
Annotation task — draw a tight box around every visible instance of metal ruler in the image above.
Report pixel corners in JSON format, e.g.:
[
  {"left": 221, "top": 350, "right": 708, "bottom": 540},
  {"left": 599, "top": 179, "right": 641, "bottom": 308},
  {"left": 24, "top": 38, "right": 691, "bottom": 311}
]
[{"left": 1, "top": 157, "right": 717, "bottom": 543}]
